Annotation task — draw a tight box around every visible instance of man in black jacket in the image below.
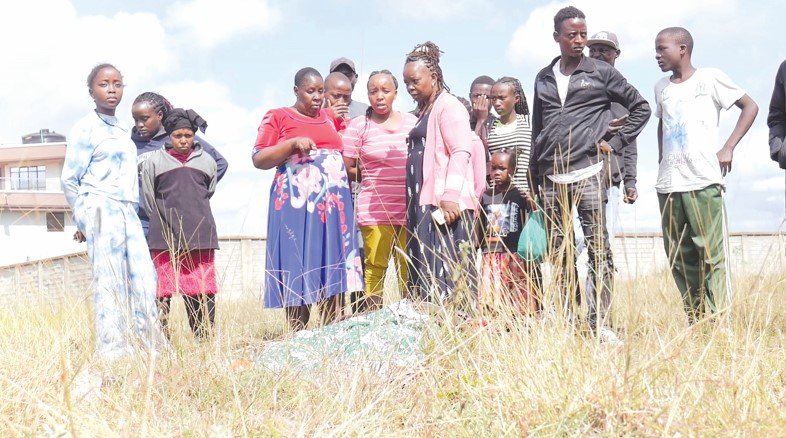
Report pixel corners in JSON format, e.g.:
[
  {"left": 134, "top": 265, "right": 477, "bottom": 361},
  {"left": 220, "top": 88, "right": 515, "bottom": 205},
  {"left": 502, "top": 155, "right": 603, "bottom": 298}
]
[
  {"left": 588, "top": 30, "right": 639, "bottom": 209},
  {"left": 767, "top": 60, "right": 786, "bottom": 169},
  {"left": 529, "top": 6, "right": 650, "bottom": 341}
]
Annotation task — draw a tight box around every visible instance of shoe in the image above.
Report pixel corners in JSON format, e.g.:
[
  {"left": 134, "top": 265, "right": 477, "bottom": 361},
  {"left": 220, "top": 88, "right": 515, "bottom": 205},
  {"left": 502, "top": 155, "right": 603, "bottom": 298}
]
[{"left": 598, "top": 327, "right": 623, "bottom": 347}]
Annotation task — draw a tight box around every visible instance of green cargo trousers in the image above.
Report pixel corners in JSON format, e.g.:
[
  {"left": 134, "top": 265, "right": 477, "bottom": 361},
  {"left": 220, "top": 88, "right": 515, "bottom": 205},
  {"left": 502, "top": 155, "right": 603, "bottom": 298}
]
[{"left": 658, "top": 184, "right": 731, "bottom": 321}]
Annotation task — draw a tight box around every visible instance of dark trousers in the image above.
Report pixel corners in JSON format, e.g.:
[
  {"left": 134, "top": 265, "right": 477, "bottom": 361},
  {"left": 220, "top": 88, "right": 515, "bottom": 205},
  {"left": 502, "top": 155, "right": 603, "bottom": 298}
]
[
  {"left": 157, "top": 294, "right": 216, "bottom": 339},
  {"left": 540, "top": 172, "right": 613, "bottom": 330}
]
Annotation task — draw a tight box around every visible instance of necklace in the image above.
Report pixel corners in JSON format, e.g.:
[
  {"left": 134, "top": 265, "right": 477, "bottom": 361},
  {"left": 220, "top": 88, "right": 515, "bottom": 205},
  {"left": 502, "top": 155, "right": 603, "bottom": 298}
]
[{"left": 95, "top": 110, "right": 128, "bottom": 132}]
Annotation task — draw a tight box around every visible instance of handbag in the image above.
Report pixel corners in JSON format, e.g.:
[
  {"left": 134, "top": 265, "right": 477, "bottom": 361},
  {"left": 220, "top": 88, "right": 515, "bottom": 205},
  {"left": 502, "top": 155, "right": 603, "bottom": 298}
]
[{"left": 517, "top": 204, "right": 547, "bottom": 263}]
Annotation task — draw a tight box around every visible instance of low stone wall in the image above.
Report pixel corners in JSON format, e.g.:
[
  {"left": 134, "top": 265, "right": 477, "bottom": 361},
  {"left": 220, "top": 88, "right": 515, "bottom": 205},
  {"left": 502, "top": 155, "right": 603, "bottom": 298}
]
[
  {"left": 610, "top": 232, "right": 786, "bottom": 278},
  {"left": 1, "top": 233, "right": 784, "bottom": 300},
  {"left": 0, "top": 237, "right": 267, "bottom": 301}
]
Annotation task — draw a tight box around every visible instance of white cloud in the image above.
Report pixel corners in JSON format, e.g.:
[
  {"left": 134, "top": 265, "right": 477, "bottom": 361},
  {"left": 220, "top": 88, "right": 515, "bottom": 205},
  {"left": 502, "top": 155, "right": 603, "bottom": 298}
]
[
  {"left": 506, "top": 0, "right": 740, "bottom": 67},
  {"left": 0, "top": 1, "right": 277, "bottom": 237},
  {"left": 385, "top": 0, "right": 490, "bottom": 21},
  {"left": 0, "top": 1, "right": 175, "bottom": 143},
  {"left": 165, "top": 0, "right": 281, "bottom": 49},
  {"left": 154, "top": 80, "right": 280, "bottom": 236}
]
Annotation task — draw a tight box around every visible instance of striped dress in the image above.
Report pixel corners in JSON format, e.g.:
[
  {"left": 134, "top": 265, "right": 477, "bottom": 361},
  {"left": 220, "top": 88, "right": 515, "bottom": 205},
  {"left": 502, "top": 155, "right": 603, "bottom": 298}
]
[
  {"left": 341, "top": 113, "right": 417, "bottom": 226},
  {"left": 486, "top": 113, "right": 533, "bottom": 194}
]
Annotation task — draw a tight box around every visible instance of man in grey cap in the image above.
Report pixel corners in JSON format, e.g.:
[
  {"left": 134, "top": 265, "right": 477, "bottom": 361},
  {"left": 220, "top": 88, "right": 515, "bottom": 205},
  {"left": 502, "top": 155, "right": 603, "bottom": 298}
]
[
  {"left": 330, "top": 57, "right": 369, "bottom": 314},
  {"left": 587, "top": 31, "right": 639, "bottom": 235},
  {"left": 329, "top": 57, "right": 369, "bottom": 119}
]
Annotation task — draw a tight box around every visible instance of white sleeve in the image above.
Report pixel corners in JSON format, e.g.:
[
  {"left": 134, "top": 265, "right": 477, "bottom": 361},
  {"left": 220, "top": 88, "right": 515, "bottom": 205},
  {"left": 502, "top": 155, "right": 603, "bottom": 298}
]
[{"left": 709, "top": 68, "right": 745, "bottom": 110}]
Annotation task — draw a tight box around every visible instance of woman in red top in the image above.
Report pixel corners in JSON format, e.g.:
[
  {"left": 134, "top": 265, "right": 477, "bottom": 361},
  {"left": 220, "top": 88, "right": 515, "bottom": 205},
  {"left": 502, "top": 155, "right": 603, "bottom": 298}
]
[{"left": 253, "top": 67, "right": 363, "bottom": 331}]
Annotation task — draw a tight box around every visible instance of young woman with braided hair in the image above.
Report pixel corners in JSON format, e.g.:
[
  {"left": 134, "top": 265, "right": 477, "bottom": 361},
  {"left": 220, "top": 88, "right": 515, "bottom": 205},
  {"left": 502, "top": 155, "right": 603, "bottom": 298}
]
[
  {"left": 484, "top": 76, "right": 535, "bottom": 201},
  {"left": 342, "top": 70, "right": 416, "bottom": 310},
  {"left": 131, "top": 92, "right": 228, "bottom": 236},
  {"left": 402, "top": 41, "right": 485, "bottom": 302}
]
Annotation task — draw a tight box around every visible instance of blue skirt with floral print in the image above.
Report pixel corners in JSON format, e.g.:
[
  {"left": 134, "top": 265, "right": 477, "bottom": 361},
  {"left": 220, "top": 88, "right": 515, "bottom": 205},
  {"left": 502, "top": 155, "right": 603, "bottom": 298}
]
[{"left": 265, "top": 149, "right": 364, "bottom": 308}]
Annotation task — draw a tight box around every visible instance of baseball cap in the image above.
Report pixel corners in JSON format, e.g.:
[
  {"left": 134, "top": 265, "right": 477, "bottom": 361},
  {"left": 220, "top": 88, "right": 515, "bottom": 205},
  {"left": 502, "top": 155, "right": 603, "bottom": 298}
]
[
  {"left": 329, "top": 57, "right": 357, "bottom": 74},
  {"left": 587, "top": 31, "right": 619, "bottom": 50}
]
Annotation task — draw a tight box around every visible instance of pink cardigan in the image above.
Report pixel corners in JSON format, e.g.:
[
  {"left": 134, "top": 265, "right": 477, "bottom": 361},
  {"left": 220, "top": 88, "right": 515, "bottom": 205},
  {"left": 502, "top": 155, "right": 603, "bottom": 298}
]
[{"left": 420, "top": 92, "right": 482, "bottom": 211}]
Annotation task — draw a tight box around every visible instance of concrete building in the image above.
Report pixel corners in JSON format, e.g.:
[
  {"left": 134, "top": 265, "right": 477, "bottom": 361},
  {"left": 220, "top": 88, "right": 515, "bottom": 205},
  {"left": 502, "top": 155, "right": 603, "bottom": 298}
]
[{"left": 0, "top": 130, "right": 84, "bottom": 266}]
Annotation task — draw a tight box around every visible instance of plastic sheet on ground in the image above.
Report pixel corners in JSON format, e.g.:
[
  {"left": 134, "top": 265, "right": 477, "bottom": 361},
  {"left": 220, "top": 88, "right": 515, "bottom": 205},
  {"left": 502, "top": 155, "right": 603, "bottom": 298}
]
[{"left": 255, "top": 299, "right": 430, "bottom": 378}]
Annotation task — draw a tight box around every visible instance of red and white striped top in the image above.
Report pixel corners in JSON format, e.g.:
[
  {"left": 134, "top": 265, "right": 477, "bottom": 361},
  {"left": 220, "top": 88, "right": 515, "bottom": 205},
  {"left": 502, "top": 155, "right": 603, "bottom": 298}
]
[{"left": 342, "top": 112, "right": 417, "bottom": 226}]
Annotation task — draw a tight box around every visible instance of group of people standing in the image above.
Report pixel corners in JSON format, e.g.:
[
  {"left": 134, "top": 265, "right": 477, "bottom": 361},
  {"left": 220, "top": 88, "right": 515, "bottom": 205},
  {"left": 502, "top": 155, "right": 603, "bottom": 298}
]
[
  {"left": 254, "top": 6, "right": 762, "bottom": 343},
  {"left": 62, "top": 64, "right": 228, "bottom": 360},
  {"left": 63, "top": 4, "right": 770, "bottom": 363}
]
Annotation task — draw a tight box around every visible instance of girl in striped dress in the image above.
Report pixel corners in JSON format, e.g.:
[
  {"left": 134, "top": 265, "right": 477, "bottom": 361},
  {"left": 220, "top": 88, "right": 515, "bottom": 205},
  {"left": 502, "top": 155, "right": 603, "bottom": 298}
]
[{"left": 483, "top": 77, "right": 535, "bottom": 201}]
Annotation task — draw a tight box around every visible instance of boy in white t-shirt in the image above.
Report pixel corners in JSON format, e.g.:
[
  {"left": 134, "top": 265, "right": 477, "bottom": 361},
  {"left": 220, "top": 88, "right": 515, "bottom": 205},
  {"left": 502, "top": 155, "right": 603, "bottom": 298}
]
[{"left": 654, "top": 27, "right": 758, "bottom": 322}]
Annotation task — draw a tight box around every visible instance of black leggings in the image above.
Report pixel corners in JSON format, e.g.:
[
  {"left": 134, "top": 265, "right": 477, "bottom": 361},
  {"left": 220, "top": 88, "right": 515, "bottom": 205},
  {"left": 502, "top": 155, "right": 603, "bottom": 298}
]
[{"left": 157, "top": 294, "right": 216, "bottom": 339}]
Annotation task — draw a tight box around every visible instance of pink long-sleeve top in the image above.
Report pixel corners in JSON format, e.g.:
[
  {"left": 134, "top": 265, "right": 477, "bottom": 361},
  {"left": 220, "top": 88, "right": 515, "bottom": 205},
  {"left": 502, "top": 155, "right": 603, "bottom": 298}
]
[{"left": 420, "top": 92, "right": 480, "bottom": 211}]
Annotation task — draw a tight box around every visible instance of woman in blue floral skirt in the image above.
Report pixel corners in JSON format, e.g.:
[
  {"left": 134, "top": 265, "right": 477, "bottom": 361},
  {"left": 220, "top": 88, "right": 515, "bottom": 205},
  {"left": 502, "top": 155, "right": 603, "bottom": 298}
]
[{"left": 253, "top": 67, "right": 363, "bottom": 331}]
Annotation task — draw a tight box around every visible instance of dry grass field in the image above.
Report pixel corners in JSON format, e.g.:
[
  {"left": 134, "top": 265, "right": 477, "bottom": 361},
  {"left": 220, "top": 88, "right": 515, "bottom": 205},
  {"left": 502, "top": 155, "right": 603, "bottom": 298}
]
[{"left": 1, "top": 267, "right": 785, "bottom": 436}]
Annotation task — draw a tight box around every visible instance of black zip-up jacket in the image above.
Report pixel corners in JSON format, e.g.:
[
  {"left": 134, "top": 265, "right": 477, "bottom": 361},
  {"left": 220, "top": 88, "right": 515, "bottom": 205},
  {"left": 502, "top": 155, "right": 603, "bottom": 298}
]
[
  {"left": 767, "top": 59, "right": 786, "bottom": 169},
  {"left": 530, "top": 56, "right": 651, "bottom": 183},
  {"left": 609, "top": 102, "right": 638, "bottom": 190}
]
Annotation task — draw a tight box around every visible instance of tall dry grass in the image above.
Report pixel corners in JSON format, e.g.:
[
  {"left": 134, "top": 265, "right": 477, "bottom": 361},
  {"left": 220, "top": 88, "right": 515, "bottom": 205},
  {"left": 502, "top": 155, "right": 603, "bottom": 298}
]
[{"left": 1, "top": 265, "right": 785, "bottom": 436}]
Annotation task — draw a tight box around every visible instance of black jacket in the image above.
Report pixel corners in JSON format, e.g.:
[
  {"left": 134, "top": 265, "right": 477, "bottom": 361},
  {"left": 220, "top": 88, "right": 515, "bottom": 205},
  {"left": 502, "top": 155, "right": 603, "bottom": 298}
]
[
  {"left": 767, "top": 59, "right": 786, "bottom": 169},
  {"left": 608, "top": 102, "right": 638, "bottom": 189},
  {"left": 530, "top": 56, "right": 650, "bottom": 182}
]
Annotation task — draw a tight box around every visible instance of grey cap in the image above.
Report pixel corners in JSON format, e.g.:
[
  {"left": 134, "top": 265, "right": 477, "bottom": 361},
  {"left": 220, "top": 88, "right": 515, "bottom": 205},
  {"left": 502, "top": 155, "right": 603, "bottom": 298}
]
[
  {"left": 329, "top": 57, "right": 356, "bottom": 74},
  {"left": 588, "top": 31, "right": 619, "bottom": 50}
]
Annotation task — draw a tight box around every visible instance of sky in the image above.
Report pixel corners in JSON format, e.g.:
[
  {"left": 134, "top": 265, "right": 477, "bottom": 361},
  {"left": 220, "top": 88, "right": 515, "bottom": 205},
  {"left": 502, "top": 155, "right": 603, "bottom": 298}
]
[{"left": 2, "top": 0, "right": 785, "bottom": 236}]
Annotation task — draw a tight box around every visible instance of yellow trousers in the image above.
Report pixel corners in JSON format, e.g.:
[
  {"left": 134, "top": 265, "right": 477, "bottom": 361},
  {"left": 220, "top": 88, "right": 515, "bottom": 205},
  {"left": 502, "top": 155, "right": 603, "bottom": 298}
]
[{"left": 361, "top": 225, "right": 408, "bottom": 297}]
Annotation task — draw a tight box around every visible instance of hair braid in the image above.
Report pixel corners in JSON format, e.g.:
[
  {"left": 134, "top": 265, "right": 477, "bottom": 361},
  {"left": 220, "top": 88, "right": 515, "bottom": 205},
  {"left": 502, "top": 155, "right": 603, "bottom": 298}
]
[
  {"left": 405, "top": 41, "right": 450, "bottom": 107},
  {"left": 133, "top": 92, "right": 174, "bottom": 119},
  {"left": 495, "top": 76, "right": 529, "bottom": 116}
]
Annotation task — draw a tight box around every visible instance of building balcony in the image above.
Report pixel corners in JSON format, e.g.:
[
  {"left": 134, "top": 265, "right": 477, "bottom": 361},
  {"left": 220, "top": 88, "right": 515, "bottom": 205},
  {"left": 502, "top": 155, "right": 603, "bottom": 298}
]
[{"left": 0, "top": 178, "right": 69, "bottom": 211}]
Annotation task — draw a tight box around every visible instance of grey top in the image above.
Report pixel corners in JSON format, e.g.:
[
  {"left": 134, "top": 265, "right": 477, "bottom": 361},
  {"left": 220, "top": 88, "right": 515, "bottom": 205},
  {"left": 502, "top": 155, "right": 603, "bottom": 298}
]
[
  {"left": 141, "top": 143, "right": 218, "bottom": 251},
  {"left": 348, "top": 100, "right": 370, "bottom": 119}
]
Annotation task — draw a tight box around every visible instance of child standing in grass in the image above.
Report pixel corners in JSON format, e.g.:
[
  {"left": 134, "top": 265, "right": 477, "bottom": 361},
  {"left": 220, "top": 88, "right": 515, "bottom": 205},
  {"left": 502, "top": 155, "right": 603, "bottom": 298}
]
[
  {"left": 479, "top": 150, "right": 536, "bottom": 314},
  {"left": 654, "top": 27, "right": 758, "bottom": 322},
  {"left": 141, "top": 108, "right": 220, "bottom": 340}
]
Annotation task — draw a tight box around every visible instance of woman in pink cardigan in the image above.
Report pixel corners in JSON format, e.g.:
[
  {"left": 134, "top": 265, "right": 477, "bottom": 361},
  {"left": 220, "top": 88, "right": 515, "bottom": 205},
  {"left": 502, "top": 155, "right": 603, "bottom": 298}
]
[{"left": 402, "top": 41, "right": 483, "bottom": 302}]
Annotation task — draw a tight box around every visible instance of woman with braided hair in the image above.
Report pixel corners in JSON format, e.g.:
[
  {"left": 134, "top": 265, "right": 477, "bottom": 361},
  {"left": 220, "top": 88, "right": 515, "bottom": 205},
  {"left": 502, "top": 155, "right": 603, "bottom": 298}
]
[
  {"left": 342, "top": 70, "right": 416, "bottom": 310},
  {"left": 484, "top": 76, "right": 535, "bottom": 201},
  {"left": 402, "top": 41, "right": 484, "bottom": 302},
  {"left": 131, "top": 92, "right": 228, "bottom": 236}
]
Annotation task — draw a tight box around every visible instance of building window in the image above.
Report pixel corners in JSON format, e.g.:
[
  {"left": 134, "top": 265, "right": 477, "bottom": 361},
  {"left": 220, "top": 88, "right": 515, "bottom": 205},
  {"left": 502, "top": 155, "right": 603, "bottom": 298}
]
[
  {"left": 46, "top": 212, "right": 64, "bottom": 232},
  {"left": 10, "top": 166, "right": 47, "bottom": 190}
]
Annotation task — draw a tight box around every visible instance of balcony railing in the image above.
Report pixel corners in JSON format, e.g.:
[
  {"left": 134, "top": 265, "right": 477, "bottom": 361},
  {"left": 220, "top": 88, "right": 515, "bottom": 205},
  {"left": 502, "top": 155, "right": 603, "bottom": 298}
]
[{"left": 0, "top": 177, "right": 64, "bottom": 193}]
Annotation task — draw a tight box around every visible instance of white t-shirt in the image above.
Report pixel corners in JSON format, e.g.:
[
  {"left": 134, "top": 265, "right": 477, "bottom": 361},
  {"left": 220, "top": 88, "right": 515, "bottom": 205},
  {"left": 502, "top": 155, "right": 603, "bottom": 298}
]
[
  {"left": 548, "top": 62, "right": 602, "bottom": 183},
  {"left": 654, "top": 68, "right": 745, "bottom": 193},
  {"left": 552, "top": 63, "right": 571, "bottom": 107}
]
